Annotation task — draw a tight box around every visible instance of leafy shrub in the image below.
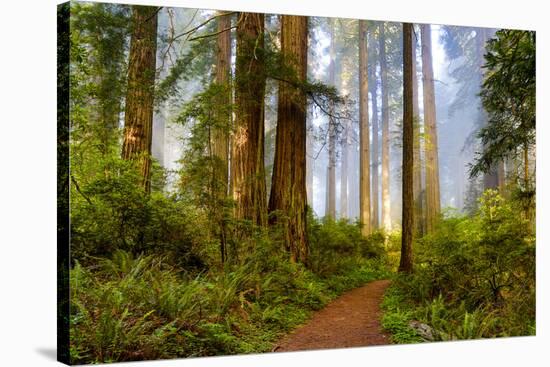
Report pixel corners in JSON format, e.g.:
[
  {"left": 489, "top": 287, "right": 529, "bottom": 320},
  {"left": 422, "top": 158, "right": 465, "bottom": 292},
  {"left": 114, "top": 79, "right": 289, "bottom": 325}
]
[
  {"left": 383, "top": 190, "right": 535, "bottom": 343},
  {"left": 308, "top": 215, "right": 386, "bottom": 276},
  {"left": 70, "top": 157, "right": 208, "bottom": 271}
]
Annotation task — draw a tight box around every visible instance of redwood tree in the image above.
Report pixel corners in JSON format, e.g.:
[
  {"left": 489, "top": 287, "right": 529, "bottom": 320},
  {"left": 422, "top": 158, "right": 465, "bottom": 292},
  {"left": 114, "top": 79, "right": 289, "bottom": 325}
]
[
  {"left": 212, "top": 12, "right": 232, "bottom": 263},
  {"left": 121, "top": 5, "right": 159, "bottom": 193},
  {"left": 368, "top": 28, "right": 380, "bottom": 230},
  {"left": 359, "top": 19, "right": 372, "bottom": 236},
  {"left": 420, "top": 24, "right": 441, "bottom": 233},
  {"left": 412, "top": 25, "right": 425, "bottom": 236},
  {"left": 269, "top": 15, "right": 309, "bottom": 263},
  {"left": 399, "top": 22, "right": 414, "bottom": 274},
  {"left": 232, "top": 12, "right": 267, "bottom": 226},
  {"left": 379, "top": 23, "right": 391, "bottom": 231},
  {"left": 326, "top": 19, "right": 337, "bottom": 219}
]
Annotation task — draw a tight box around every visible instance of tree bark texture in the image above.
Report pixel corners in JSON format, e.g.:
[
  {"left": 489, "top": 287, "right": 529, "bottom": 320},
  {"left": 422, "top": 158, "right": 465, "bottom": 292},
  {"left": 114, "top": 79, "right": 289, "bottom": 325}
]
[
  {"left": 212, "top": 12, "right": 232, "bottom": 197},
  {"left": 368, "top": 35, "right": 380, "bottom": 230},
  {"left": 400, "top": 23, "right": 414, "bottom": 274},
  {"left": 421, "top": 24, "right": 441, "bottom": 233},
  {"left": 232, "top": 12, "right": 267, "bottom": 226},
  {"left": 379, "top": 23, "right": 392, "bottom": 231},
  {"left": 122, "top": 5, "right": 159, "bottom": 194},
  {"left": 359, "top": 20, "right": 372, "bottom": 236},
  {"left": 212, "top": 12, "right": 232, "bottom": 263},
  {"left": 412, "top": 25, "right": 425, "bottom": 236},
  {"left": 268, "top": 15, "right": 309, "bottom": 263}
]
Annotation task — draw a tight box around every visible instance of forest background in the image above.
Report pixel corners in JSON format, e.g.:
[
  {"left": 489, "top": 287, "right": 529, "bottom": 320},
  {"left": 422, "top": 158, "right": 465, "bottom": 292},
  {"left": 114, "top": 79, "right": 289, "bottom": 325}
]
[{"left": 0, "top": 0, "right": 547, "bottom": 367}]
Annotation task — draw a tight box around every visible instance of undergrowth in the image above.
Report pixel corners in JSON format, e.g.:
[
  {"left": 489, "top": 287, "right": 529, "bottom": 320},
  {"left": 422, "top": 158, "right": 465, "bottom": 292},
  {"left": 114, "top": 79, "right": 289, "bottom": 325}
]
[
  {"left": 70, "top": 218, "right": 390, "bottom": 364},
  {"left": 381, "top": 191, "right": 536, "bottom": 344}
]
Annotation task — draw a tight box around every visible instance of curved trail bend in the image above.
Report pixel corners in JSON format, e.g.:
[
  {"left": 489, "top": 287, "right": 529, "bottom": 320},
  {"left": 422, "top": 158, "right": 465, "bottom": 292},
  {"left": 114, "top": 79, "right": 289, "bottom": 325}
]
[{"left": 275, "top": 279, "right": 392, "bottom": 352}]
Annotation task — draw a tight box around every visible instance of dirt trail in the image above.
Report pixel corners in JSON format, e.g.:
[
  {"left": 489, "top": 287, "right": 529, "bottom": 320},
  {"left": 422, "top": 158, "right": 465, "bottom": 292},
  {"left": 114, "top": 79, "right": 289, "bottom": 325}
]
[{"left": 274, "top": 279, "right": 392, "bottom": 352}]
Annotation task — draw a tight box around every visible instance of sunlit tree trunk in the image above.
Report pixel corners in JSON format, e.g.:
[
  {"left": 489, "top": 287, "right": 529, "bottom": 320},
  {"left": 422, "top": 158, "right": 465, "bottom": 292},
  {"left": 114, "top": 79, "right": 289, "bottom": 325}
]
[
  {"left": 326, "top": 19, "right": 337, "bottom": 219},
  {"left": 269, "top": 15, "right": 309, "bottom": 263},
  {"left": 212, "top": 11, "right": 232, "bottom": 263},
  {"left": 213, "top": 12, "right": 232, "bottom": 194},
  {"left": 232, "top": 12, "right": 267, "bottom": 226},
  {"left": 379, "top": 23, "right": 391, "bottom": 232},
  {"left": 412, "top": 25, "right": 425, "bottom": 236},
  {"left": 399, "top": 22, "right": 414, "bottom": 274},
  {"left": 121, "top": 5, "right": 159, "bottom": 193},
  {"left": 368, "top": 36, "right": 380, "bottom": 230},
  {"left": 340, "top": 61, "right": 352, "bottom": 219},
  {"left": 358, "top": 20, "right": 372, "bottom": 236},
  {"left": 420, "top": 24, "right": 440, "bottom": 233}
]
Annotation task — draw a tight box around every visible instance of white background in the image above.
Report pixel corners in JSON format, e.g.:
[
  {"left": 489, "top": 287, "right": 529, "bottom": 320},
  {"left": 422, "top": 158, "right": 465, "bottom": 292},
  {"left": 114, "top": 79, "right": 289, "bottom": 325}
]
[{"left": 0, "top": 0, "right": 547, "bottom": 365}]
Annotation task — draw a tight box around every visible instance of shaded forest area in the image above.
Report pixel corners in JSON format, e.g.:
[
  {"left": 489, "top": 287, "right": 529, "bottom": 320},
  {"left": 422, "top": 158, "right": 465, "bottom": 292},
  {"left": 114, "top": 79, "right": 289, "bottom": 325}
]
[{"left": 59, "top": 2, "right": 535, "bottom": 364}]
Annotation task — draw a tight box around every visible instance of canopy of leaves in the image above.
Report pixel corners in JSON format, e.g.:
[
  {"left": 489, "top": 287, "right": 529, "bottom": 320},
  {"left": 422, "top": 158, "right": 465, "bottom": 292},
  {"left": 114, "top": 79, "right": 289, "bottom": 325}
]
[{"left": 470, "top": 30, "right": 535, "bottom": 177}]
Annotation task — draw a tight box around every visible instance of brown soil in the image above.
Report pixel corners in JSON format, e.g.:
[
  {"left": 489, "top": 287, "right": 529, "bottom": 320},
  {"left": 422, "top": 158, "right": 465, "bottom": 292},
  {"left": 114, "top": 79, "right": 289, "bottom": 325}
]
[{"left": 274, "top": 279, "right": 392, "bottom": 352}]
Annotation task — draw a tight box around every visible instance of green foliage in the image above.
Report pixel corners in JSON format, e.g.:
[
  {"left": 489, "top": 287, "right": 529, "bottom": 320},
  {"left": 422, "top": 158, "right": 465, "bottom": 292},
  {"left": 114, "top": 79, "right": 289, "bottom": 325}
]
[
  {"left": 381, "top": 285, "right": 423, "bottom": 344},
  {"left": 71, "top": 234, "right": 390, "bottom": 363},
  {"left": 382, "top": 191, "right": 535, "bottom": 344},
  {"left": 308, "top": 215, "right": 386, "bottom": 276},
  {"left": 70, "top": 156, "right": 208, "bottom": 271},
  {"left": 471, "top": 30, "right": 535, "bottom": 178}
]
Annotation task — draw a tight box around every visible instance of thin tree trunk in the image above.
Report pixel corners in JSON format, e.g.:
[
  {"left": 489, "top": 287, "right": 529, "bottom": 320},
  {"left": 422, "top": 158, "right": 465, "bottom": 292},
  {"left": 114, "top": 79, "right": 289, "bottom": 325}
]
[
  {"left": 121, "top": 5, "right": 158, "bottom": 194},
  {"left": 232, "top": 12, "right": 267, "bottom": 226},
  {"left": 306, "top": 107, "right": 314, "bottom": 209},
  {"left": 326, "top": 19, "right": 337, "bottom": 219},
  {"left": 268, "top": 15, "right": 309, "bottom": 263},
  {"left": 399, "top": 22, "right": 414, "bottom": 274},
  {"left": 358, "top": 20, "right": 371, "bottom": 236},
  {"left": 213, "top": 12, "right": 232, "bottom": 195},
  {"left": 412, "top": 25, "right": 425, "bottom": 236},
  {"left": 212, "top": 11, "right": 232, "bottom": 263},
  {"left": 379, "top": 23, "right": 391, "bottom": 232},
  {"left": 340, "top": 62, "right": 351, "bottom": 219},
  {"left": 368, "top": 36, "right": 380, "bottom": 230},
  {"left": 340, "top": 127, "right": 349, "bottom": 219},
  {"left": 420, "top": 24, "right": 440, "bottom": 233}
]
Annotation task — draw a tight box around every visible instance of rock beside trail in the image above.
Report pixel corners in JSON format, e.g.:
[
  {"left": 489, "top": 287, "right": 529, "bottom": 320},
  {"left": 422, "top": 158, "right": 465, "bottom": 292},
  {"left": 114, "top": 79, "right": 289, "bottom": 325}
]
[{"left": 408, "top": 321, "right": 436, "bottom": 341}]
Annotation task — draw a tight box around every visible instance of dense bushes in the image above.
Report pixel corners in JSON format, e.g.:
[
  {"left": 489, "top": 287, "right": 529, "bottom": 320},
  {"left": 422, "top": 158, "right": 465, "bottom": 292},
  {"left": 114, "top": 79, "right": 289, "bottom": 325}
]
[
  {"left": 382, "top": 190, "right": 535, "bottom": 342},
  {"left": 69, "top": 203, "right": 390, "bottom": 363}
]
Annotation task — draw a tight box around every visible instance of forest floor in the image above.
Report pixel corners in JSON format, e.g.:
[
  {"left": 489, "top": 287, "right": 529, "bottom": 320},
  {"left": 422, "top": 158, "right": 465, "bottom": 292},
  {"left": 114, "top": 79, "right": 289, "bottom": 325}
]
[{"left": 274, "top": 279, "right": 392, "bottom": 352}]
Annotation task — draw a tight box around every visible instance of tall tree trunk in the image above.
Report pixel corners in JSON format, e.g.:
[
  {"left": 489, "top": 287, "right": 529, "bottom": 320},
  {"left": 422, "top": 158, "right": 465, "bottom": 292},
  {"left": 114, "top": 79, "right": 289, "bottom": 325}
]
[
  {"left": 306, "top": 106, "right": 314, "bottom": 209},
  {"left": 368, "top": 37, "right": 380, "bottom": 230},
  {"left": 232, "top": 12, "right": 267, "bottom": 226},
  {"left": 326, "top": 19, "right": 337, "bottom": 219},
  {"left": 399, "top": 23, "right": 414, "bottom": 274},
  {"left": 340, "top": 58, "right": 351, "bottom": 219},
  {"left": 212, "top": 12, "right": 232, "bottom": 263},
  {"left": 379, "top": 23, "right": 391, "bottom": 232},
  {"left": 213, "top": 12, "right": 232, "bottom": 195},
  {"left": 420, "top": 24, "right": 440, "bottom": 233},
  {"left": 122, "top": 5, "right": 158, "bottom": 194},
  {"left": 358, "top": 20, "right": 372, "bottom": 236},
  {"left": 412, "top": 25, "right": 425, "bottom": 236},
  {"left": 268, "top": 15, "right": 309, "bottom": 263},
  {"left": 340, "top": 127, "right": 349, "bottom": 218}
]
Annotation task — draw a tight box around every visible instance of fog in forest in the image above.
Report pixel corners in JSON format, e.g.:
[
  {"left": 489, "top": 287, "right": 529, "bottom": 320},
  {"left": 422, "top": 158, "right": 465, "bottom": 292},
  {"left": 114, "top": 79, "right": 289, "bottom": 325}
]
[
  {"left": 64, "top": 3, "right": 536, "bottom": 363},
  {"left": 150, "top": 8, "right": 495, "bottom": 227}
]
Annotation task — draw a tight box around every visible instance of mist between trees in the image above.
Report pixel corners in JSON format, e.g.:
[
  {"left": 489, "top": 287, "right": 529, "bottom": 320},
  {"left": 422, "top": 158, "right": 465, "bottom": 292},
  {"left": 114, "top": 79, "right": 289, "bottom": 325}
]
[{"left": 60, "top": 2, "right": 535, "bottom": 364}]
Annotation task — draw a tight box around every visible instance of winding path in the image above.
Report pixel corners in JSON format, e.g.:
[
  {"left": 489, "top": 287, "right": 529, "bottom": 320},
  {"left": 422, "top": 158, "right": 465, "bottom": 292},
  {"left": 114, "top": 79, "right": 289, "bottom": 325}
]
[{"left": 274, "top": 279, "right": 392, "bottom": 352}]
